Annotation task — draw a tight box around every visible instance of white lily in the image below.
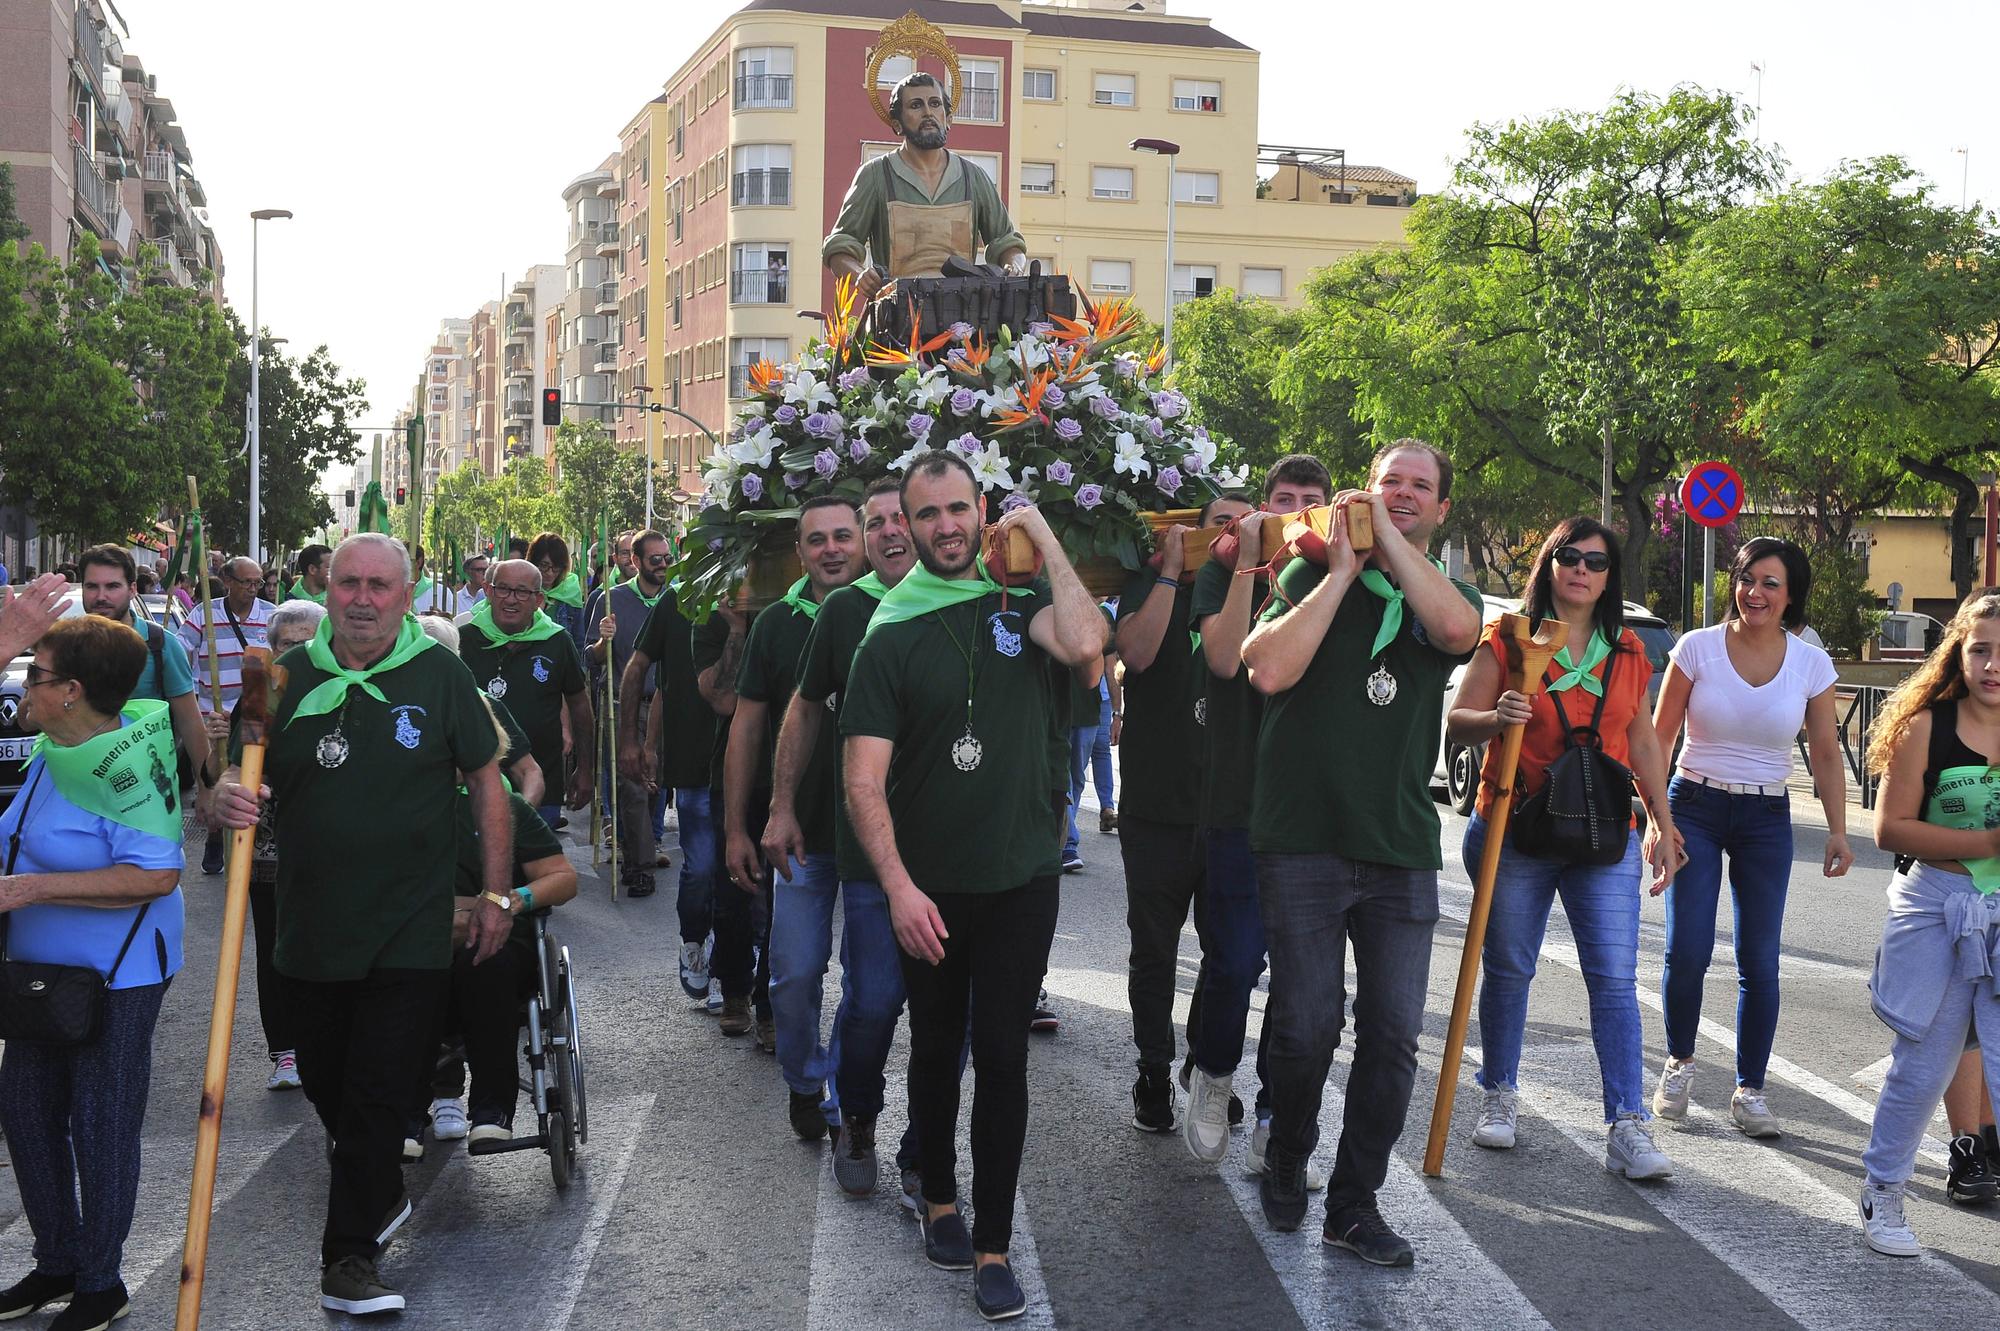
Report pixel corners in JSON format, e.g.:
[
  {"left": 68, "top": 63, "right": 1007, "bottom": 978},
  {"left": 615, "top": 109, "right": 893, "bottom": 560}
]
[
  {"left": 1014, "top": 337, "right": 1050, "bottom": 371},
  {"left": 783, "top": 373, "right": 835, "bottom": 412},
  {"left": 1213, "top": 463, "right": 1250, "bottom": 489},
  {"left": 1112, "top": 431, "right": 1152, "bottom": 478},
  {"left": 727, "top": 426, "right": 780, "bottom": 469},
  {"left": 966, "top": 440, "right": 1016, "bottom": 492},
  {"left": 889, "top": 440, "right": 935, "bottom": 472},
  {"left": 1183, "top": 432, "right": 1219, "bottom": 474},
  {"left": 909, "top": 366, "right": 952, "bottom": 410}
]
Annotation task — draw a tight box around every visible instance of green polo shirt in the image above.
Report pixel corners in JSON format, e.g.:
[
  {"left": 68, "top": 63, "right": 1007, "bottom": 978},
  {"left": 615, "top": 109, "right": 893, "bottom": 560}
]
[
  {"left": 841, "top": 587, "right": 1060, "bottom": 894},
  {"left": 692, "top": 613, "right": 747, "bottom": 793},
  {"left": 458, "top": 624, "right": 587, "bottom": 799},
  {"left": 265, "top": 642, "right": 501, "bottom": 980},
  {"left": 1115, "top": 569, "right": 1205, "bottom": 826},
  {"left": 796, "top": 581, "right": 888, "bottom": 880},
  {"left": 1191, "top": 559, "right": 1264, "bottom": 831},
  {"left": 453, "top": 790, "right": 565, "bottom": 945},
  {"left": 735, "top": 597, "right": 837, "bottom": 853},
  {"left": 1250, "top": 558, "right": 1482, "bottom": 866},
  {"left": 634, "top": 598, "right": 721, "bottom": 792}
]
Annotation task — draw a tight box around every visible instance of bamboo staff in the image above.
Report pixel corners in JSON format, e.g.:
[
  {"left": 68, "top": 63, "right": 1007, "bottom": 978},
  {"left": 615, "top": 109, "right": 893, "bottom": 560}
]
[
  {"left": 175, "top": 648, "right": 276, "bottom": 1328},
  {"left": 1423, "top": 612, "right": 1566, "bottom": 1177},
  {"left": 602, "top": 518, "right": 620, "bottom": 898},
  {"left": 187, "top": 477, "right": 222, "bottom": 721}
]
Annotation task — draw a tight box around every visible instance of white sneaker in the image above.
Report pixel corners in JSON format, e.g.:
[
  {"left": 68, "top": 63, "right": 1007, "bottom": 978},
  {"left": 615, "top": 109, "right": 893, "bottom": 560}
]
[
  {"left": 680, "top": 940, "right": 711, "bottom": 1007},
  {"left": 1652, "top": 1057, "right": 1695, "bottom": 1120},
  {"left": 1248, "top": 1119, "right": 1327, "bottom": 1192},
  {"left": 1605, "top": 1114, "right": 1673, "bottom": 1180},
  {"left": 1731, "top": 1088, "right": 1782, "bottom": 1139},
  {"left": 1859, "top": 1182, "right": 1920, "bottom": 1257},
  {"left": 267, "top": 1050, "right": 301, "bottom": 1091},
  {"left": 1471, "top": 1085, "right": 1518, "bottom": 1149},
  {"left": 1183, "top": 1067, "right": 1233, "bottom": 1164},
  {"left": 430, "top": 1097, "right": 468, "bottom": 1141},
  {"left": 705, "top": 981, "right": 724, "bottom": 1015}
]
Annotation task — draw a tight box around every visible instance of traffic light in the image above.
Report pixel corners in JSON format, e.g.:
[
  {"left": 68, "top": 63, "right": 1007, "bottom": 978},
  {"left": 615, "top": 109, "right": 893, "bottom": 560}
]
[
  {"left": 345, "top": 489, "right": 356, "bottom": 508},
  {"left": 396, "top": 486, "right": 407, "bottom": 504},
  {"left": 542, "top": 388, "right": 561, "bottom": 426}
]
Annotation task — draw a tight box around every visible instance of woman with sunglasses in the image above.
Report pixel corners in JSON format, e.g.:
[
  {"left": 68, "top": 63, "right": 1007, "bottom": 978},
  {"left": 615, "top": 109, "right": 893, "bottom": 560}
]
[
  {"left": 1650, "top": 536, "right": 1850, "bottom": 1139},
  {"left": 0, "top": 616, "right": 186, "bottom": 1330},
  {"left": 1447, "top": 518, "right": 1678, "bottom": 1177}
]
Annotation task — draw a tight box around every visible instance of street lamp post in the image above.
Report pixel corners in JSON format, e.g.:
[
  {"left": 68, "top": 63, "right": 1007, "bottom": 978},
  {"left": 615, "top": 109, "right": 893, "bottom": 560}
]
[
  {"left": 1131, "top": 138, "right": 1181, "bottom": 370},
  {"left": 247, "top": 208, "right": 293, "bottom": 561},
  {"left": 633, "top": 383, "right": 656, "bottom": 529}
]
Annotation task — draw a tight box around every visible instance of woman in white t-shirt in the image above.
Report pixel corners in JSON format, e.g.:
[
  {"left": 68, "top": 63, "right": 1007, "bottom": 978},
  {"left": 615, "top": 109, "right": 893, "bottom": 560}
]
[{"left": 1649, "top": 537, "right": 1852, "bottom": 1139}]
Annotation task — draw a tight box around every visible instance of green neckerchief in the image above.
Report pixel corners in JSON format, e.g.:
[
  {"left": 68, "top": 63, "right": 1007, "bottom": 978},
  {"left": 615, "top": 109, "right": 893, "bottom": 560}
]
[
  {"left": 854, "top": 571, "right": 889, "bottom": 601},
  {"left": 867, "top": 561, "right": 1009, "bottom": 637},
  {"left": 412, "top": 575, "right": 434, "bottom": 604},
  {"left": 467, "top": 601, "right": 565, "bottom": 647},
  {"left": 289, "top": 615, "right": 440, "bottom": 724},
  {"left": 545, "top": 571, "right": 584, "bottom": 608},
  {"left": 31, "top": 698, "right": 181, "bottom": 841},
  {"left": 778, "top": 576, "right": 822, "bottom": 622},
  {"left": 1354, "top": 557, "right": 1448, "bottom": 659},
  {"left": 624, "top": 579, "right": 666, "bottom": 610},
  {"left": 1548, "top": 629, "right": 1614, "bottom": 696}
]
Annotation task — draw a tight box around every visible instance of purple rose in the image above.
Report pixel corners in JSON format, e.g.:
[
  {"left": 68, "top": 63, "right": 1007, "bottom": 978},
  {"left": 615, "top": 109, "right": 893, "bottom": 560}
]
[
  {"left": 1053, "top": 418, "right": 1083, "bottom": 444},
  {"left": 908, "top": 412, "right": 935, "bottom": 438},
  {"left": 708, "top": 537, "right": 724, "bottom": 551},
  {"left": 813, "top": 448, "right": 839, "bottom": 479},
  {"left": 1043, "top": 383, "right": 1066, "bottom": 409},
  {"left": 1192, "top": 425, "right": 1209, "bottom": 440},
  {"left": 838, "top": 366, "right": 871, "bottom": 391},
  {"left": 849, "top": 438, "right": 870, "bottom": 462},
  {"left": 806, "top": 411, "right": 845, "bottom": 440},
  {"left": 949, "top": 321, "right": 975, "bottom": 342},
  {"left": 1145, "top": 416, "right": 1166, "bottom": 440},
  {"left": 949, "top": 387, "right": 978, "bottom": 415},
  {"left": 784, "top": 471, "right": 808, "bottom": 490},
  {"left": 1002, "top": 492, "right": 1033, "bottom": 513},
  {"left": 1089, "top": 394, "right": 1121, "bottom": 420},
  {"left": 1115, "top": 357, "right": 1139, "bottom": 380},
  {"left": 1076, "top": 483, "right": 1104, "bottom": 510},
  {"left": 1151, "top": 389, "right": 1188, "bottom": 419},
  {"left": 1182, "top": 451, "right": 1207, "bottom": 475},
  {"left": 774, "top": 404, "right": 798, "bottom": 425},
  {"left": 1157, "top": 465, "right": 1184, "bottom": 497},
  {"left": 740, "top": 474, "right": 764, "bottom": 501},
  {"left": 1046, "top": 459, "right": 1075, "bottom": 484},
  {"left": 1028, "top": 321, "right": 1054, "bottom": 338},
  {"left": 954, "top": 432, "right": 982, "bottom": 456}
]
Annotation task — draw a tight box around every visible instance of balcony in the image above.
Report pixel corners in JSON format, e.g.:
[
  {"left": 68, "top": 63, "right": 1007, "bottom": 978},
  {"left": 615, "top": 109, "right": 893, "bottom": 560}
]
[
  {"left": 506, "top": 358, "right": 532, "bottom": 380},
  {"left": 595, "top": 282, "right": 618, "bottom": 312},
  {"left": 960, "top": 86, "right": 1000, "bottom": 122},
  {"left": 596, "top": 342, "right": 618, "bottom": 367},
  {"left": 727, "top": 366, "right": 753, "bottom": 399},
  {"left": 734, "top": 73, "right": 794, "bottom": 110},
  {"left": 729, "top": 269, "right": 790, "bottom": 304},
  {"left": 595, "top": 221, "right": 619, "bottom": 254},
  {"left": 731, "top": 169, "right": 791, "bottom": 207},
  {"left": 72, "top": 11, "right": 106, "bottom": 95},
  {"left": 71, "top": 145, "right": 117, "bottom": 227},
  {"left": 505, "top": 394, "right": 532, "bottom": 420}
]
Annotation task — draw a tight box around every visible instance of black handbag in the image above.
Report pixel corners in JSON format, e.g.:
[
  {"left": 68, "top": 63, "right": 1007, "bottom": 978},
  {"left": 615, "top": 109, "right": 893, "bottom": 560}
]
[
  {"left": 0, "top": 766, "right": 151, "bottom": 1045},
  {"left": 1510, "top": 647, "right": 1635, "bottom": 866}
]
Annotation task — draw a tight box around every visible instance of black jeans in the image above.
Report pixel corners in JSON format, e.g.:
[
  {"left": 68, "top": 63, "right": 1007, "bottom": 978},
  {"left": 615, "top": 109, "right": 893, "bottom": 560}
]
[
  {"left": 0, "top": 981, "right": 168, "bottom": 1292},
  {"left": 900, "top": 876, "right": 1060, "bottom": 1254},
  {"left": 1255, "top": 852, "right": 1439, "bottom": 1212},
  {"left": 425, "top": 935, "right": 535, "bottom": 1122},
  {"left": 1118, "top": 816, "right": 1208, "bottom": 1070},
  {"left": 288, "top": 967, "right": 448, "bottom": 1264},
  {"left": 712, "top": 796, "right": 771, "bottom": 1016},
  {"left": 248, "top": 880, "right": 295, "bottom": 1058}
]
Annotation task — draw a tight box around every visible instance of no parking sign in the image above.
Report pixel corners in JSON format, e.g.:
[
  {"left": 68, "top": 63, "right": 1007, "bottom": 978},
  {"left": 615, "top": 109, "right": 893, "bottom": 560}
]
[{"left": 1679, "top": 461, "right": 1744, "bottom": 529}]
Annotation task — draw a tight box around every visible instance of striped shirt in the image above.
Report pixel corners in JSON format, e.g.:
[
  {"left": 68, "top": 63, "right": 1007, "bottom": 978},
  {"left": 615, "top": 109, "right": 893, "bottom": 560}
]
[{"left": 177, "top": 597, "right": 274, "bottom": 713}]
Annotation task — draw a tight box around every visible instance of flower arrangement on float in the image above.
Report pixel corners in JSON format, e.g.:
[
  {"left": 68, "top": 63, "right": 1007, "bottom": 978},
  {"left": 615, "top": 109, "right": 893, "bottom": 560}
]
[{"left": 673, "top": 275, "right": 1249, "bottom": 611}]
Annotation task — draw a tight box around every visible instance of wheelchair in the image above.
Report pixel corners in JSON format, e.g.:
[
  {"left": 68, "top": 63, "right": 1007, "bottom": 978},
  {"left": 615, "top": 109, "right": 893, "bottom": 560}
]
[{"left": 466, "top": 909, "right": 589, "bottom": 1188}]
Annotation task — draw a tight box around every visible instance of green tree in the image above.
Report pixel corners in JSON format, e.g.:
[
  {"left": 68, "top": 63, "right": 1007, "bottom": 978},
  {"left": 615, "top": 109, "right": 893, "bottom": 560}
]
[
  {"left": 0, "top": 163, "right": 28, "bottom": 245},
  {"left": 203, "top": 317, "right": 368, "bottom": 554},
  {"left": 552, "top": 419, "right": 649, "bottom": 546}
]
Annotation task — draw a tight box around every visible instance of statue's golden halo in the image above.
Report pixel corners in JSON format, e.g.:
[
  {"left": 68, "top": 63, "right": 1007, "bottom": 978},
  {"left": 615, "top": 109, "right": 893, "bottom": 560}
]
[{"left": 865, "top": 11, "right": 963, "bottom": 130}]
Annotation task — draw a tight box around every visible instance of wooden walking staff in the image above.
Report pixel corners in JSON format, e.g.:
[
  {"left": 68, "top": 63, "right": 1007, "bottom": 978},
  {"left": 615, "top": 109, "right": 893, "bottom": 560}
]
[
  {"left": 1422, "top": 612, "right": 1566, "bottom": 1179},
  {"left": 175, "top": 647, "right": 277, "bottom": 1329},
  {"left": 602, "top": 513, "right": 620, "bottom": 898}
]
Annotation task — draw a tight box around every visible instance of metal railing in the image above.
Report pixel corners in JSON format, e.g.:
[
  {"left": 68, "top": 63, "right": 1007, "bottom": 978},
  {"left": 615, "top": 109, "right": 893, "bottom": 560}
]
[
  {"left": 727, "top": 366, "right": 751, "bottom": 399},
  {"left": 731, "top": 168, "right": 791, "bottom": 207},
  {"left": 73, "top": 11, "right": 106, "bottom": 92},
  {"left": 734, "top": 73, "right": 794, "bottom": 109},
  {"left": 729, "top": 270, "right": 789, "bottom": 304},
  {"left": 596, "top": 342, "right": 618, "bottom": 366},
  {"left": 595, "top": 281, "right": 618, "bottom": 308},
  {"left": 71, "top": 144, "right": 116, "bottom": 224},
  {"left": 596, "top": 221, "right": 620, "bottom": 247},
  {"left": 143, "top": 149, "right": 175, "bottom": 182},
  {"left": 960, "top": 86, "right": 999, "bottom": 122}
]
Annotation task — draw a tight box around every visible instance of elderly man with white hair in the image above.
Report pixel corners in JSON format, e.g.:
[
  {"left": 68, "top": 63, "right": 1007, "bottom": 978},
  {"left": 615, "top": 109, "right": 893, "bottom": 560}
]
[{"left": 215, "top": 533, "right": 514, "bottom": 1317}]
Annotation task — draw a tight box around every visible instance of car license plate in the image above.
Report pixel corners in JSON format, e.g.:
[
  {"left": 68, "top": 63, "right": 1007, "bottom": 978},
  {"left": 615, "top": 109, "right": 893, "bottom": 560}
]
[{"left": 0, "top": 737, "right": 33, "bottom": 763}]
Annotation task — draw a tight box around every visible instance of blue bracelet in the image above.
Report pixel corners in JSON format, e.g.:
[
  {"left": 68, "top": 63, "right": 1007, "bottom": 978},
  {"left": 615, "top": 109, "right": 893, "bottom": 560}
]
[
  {"left": 515, "top": 886, "right": 534, "bottom": 912},
  {"left": 1156, "top": 575, "right": 1179, "bottom": 590}
]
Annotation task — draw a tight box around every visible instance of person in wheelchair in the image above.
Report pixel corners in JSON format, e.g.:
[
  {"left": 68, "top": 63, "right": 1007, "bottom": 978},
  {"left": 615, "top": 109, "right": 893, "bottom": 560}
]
[{"left": 437, "top": 732, "right": 578, "bottom": 1147}]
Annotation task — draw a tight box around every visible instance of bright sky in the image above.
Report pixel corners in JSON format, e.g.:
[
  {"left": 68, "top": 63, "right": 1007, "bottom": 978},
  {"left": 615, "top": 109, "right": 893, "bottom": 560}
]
[{"left": 121, "top": 0, "right": 1995, "bottom": 456}]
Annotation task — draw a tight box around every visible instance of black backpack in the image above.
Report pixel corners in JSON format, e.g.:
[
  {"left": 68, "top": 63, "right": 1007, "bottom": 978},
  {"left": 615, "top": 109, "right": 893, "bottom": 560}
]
[{"left": 1510, "top": 646, "right": 1634, "bottom": 865}]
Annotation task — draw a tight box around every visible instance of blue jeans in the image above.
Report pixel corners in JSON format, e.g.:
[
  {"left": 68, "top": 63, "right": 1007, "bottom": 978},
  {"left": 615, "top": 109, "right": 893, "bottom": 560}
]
[
  {"left": 1065, "top": 726, "right": 1096, "bottom": 858},
  {"left": 1464, "top": 815, "right": 1647, "bottom": 1123},
  {"left": 1091, "top": 696, "right": 1116, "bottom": 810},
  {"left": 768, "top": 853, "right": 844, "bottom": 1116},
  {"left": 1256, "top": 851, "right": 1437, "bottom": 1210},
  {"left": 1661, "top": 777, "right": 1793, "bottom": 1087},
  {"left": 1193, "top": 826, "right": 1271, "bottom": 1112},
  {"left": 536, "top": 803, "right": 561, "bottom": 831},
  {"left": 833, "top": 877, "right": 911, "bottom": 1124},
  {"left": 674, "top": 787, "right": 719, "bottom": 945}
]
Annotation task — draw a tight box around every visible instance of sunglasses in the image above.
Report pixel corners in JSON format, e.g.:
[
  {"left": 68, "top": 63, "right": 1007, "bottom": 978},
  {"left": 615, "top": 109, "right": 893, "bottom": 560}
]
[{"left": 1553, "top": 547, "right": 1611, "bottom": 573}]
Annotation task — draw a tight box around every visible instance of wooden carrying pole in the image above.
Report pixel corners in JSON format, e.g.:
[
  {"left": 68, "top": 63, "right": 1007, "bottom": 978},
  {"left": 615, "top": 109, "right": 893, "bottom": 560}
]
[
  {"left": 1422, "top": 612, "right": 1566, "bottom": 1178},
  {"left": 187, "top": 477, "right": 223, "bottom": 720},
  {"left": 176, "top": 648, "right": 275, "bottom": 1328}
]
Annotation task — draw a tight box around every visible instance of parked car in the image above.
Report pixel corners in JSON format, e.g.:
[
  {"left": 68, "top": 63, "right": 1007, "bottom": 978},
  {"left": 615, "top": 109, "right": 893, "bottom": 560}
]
[
  {"left": 0, "top": 587, "right": 86, "bottom": 811},
  {"left": 1874, "top": 610, "right": 1942, "bottom": 661},
  {"left": 1433, "top": 599, "right": 1678, "bottom": 815}
]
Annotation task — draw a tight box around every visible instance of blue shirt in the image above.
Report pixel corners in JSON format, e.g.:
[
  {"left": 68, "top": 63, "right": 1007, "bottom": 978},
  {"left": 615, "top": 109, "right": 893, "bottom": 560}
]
[
  {"left": 3, "top": 756, "right": 186, "bottom": 988},
  {"left": 131, "top": 615, "right": 196, "bottom": 703}
]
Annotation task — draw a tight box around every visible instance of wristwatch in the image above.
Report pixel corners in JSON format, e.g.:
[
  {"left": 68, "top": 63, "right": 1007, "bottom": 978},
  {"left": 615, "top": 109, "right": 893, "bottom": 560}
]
[{"left": 479, "top": 890, "right": 514, "bottom": 914}]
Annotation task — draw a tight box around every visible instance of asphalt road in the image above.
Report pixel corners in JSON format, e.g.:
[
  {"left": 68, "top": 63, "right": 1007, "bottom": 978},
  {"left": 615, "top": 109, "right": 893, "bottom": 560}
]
[{"left": 4, "top": 770, "right": 1994, "bottom": 1330}]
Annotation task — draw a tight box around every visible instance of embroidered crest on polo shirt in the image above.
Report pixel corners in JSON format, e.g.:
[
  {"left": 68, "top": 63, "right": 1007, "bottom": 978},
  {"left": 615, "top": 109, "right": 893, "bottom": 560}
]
[
  {"left": 391, "top": 705, "right": 426, "bottom": 750},
  {"left": 1409, "top": 616, "right": 1429, "bottom": 646},
  {"left": 989, "top": 611, "right": 1023, "bottom": 658},
  {"left": 531, "top": 656, "right": 551, "bottom": 684}
]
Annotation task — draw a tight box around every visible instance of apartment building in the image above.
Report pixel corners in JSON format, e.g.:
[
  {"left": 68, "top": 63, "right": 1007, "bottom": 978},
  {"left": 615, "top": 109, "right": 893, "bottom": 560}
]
[
  {"left": 600, "top": 0, "right": 1413, "bottom": 502},
  {"left": 0, "top": 0, "right": 224, "bottom": 294},
  {"left": 557, "top": 158, "right": 623, "bottom": 433},
  {"left": 501, "top": 263, "right": 564, "bottom": 460}
]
